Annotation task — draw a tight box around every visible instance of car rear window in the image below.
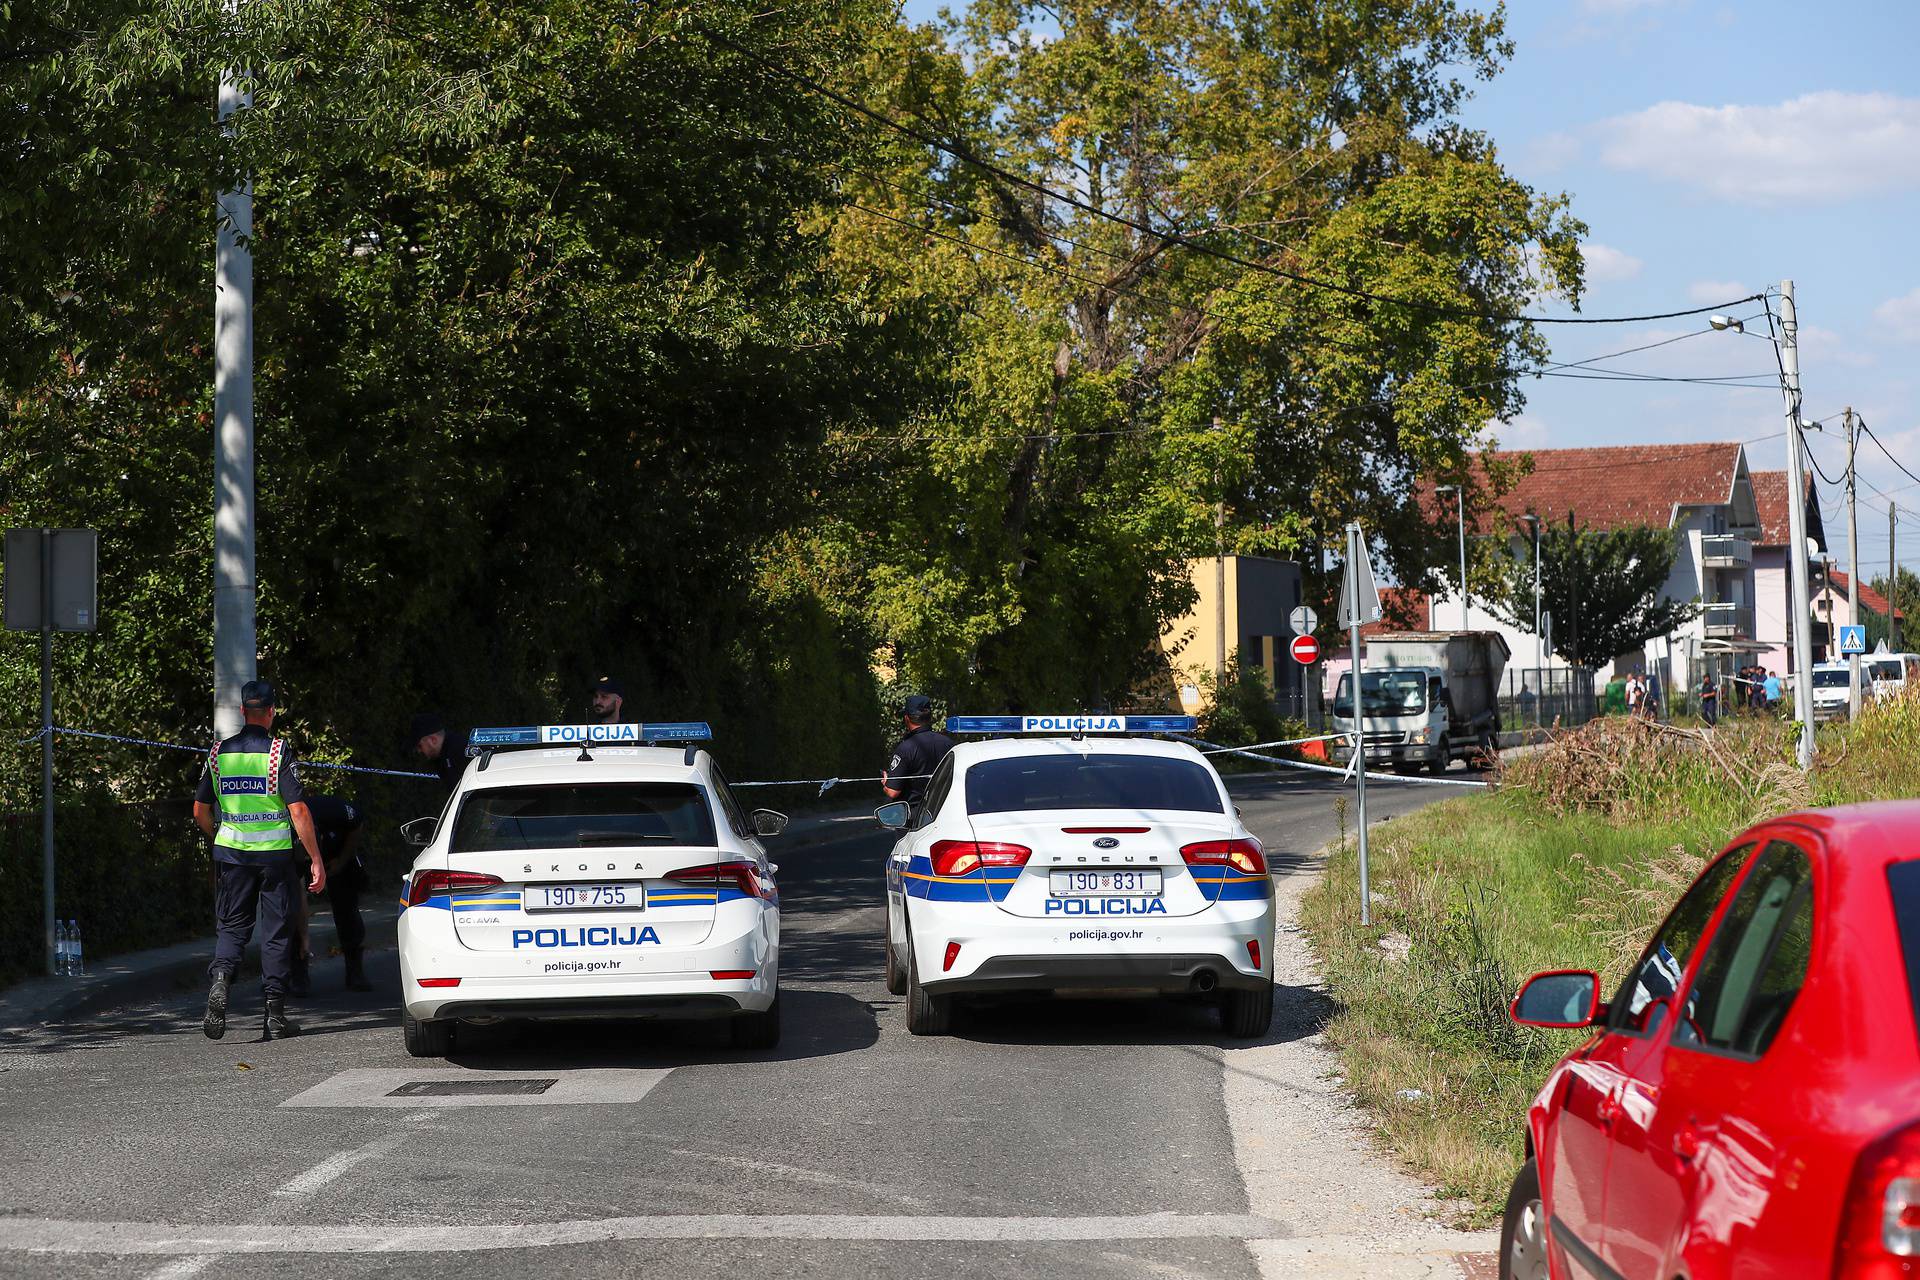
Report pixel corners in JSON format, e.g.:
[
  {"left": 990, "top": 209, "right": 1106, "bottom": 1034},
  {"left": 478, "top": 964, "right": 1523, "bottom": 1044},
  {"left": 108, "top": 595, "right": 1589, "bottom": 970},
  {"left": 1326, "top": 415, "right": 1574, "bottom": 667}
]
[
  {"left": 965, "top": 754, "right": 1223, "bottom": 815},
  {"left": 1888, "top": 861, "right": 1920, "bottom": 1041},
  {"left": 450, "top": 783, "right": 716, "bottom": 852}
]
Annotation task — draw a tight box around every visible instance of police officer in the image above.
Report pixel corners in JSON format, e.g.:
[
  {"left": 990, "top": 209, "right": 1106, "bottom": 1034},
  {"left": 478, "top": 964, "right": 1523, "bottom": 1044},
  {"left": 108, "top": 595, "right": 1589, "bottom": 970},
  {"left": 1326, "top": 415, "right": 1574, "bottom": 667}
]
[
  {"left": 287, "top": 795, "right": 373, "bottom": 993},
  {"left": 192, "top": 680, "right": 325, "bottom": 1041},
  {"left": 587, "top": 675, "right": 629, "bottom": 724},
  {"left": 882, "top": 695, "right": 953, "bottom": 807},
  {"left": 408, "top": 712, "right": 471, "bottom": 795}
]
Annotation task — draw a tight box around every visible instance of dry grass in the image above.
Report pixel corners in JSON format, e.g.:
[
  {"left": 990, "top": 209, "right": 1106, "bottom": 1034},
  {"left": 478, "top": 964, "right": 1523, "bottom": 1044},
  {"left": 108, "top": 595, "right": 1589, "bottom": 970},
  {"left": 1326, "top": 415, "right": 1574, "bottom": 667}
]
[{"left": 1302, "top": 689, "right": 1920, "bottom": 1224}]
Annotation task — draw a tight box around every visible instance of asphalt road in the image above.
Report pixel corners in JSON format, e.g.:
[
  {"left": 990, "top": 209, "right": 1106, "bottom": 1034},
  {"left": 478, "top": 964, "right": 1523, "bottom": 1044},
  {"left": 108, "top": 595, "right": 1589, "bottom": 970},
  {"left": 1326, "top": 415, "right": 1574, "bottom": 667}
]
[{"left": 0, "top": 768, "right": 1455, "bottom": 1280}]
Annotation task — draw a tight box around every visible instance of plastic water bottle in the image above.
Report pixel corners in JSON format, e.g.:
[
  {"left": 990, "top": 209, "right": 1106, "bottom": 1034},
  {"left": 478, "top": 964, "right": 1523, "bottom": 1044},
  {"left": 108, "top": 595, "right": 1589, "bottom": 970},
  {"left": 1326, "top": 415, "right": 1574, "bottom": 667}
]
[
  {"left": 54, "top": 921, "right": 71, "bottom": 977},
  {"left": 68, "top": 920, "right": 85, "bottom": 977}
]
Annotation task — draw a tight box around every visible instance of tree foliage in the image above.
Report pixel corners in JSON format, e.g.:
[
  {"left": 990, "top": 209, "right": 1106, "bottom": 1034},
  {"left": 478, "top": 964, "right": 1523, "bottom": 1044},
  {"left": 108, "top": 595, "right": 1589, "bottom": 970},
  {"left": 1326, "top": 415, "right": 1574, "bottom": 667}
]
[
  {"left": 818, "top": 0, "right": 1584, "bottom": 706},
  {"left": 1486, "top": 523, "right": 1698, "bottom": 669}
]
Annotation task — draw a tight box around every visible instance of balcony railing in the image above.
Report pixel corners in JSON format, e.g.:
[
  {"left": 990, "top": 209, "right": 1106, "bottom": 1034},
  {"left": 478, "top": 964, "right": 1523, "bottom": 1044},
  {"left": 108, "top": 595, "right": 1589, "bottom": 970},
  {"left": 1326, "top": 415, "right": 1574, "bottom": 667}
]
[
  {"left": 1703, "top": 602, "right": 1755, "bottom": 638},
  {"left": 1701, "top": 534, "right": 1753, "bottom": 567}
]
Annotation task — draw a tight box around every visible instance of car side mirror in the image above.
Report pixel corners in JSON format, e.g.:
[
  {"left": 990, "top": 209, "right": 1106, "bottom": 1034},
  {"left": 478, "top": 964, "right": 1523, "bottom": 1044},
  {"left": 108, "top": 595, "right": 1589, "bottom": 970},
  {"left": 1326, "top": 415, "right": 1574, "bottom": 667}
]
[
  {"left": 399, "top": 816, "right": 438, "bottom": 848},
  {"left": 1510, "top": 969, "right": 1603, "bottom": 1028},
  {"left": 875, "top": 801, "right": 912, "bottom": 830},
  {"left": 751, "top": 809, "right": 789, "bottom": 838}
]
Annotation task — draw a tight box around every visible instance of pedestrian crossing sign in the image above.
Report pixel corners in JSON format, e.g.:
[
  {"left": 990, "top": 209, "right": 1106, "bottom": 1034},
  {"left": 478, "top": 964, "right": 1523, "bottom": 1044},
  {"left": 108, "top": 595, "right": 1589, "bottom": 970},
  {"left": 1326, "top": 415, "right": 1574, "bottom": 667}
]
[{"left": 1839, "top": 625, "right": 1867, "bottom": 655}]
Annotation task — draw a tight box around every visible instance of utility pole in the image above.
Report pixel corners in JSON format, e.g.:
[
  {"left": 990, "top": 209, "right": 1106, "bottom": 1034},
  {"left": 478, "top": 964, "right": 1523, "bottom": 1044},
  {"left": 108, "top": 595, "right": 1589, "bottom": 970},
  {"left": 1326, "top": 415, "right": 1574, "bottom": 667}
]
[
  {"left": 1779, "top": 280, "right": 1816, "bottom": 770},
  {"left": 1845, "top": 408, "right": 1862, "bottom": 721},
  {"left": 213, "top": 22, "right": 257, "bottom": 739},
  {"left": 1567, "top": 508, "right": 1580, "bottom": 679},
  {"left": 1455, "top": 490, "right": 1468, "bottom": 631},
  {"left": 39, "top": 530, "right": 53, "bottom": 975},
  {"left": 1213, "top": 417, "right": 1226, "bottom": 681}
]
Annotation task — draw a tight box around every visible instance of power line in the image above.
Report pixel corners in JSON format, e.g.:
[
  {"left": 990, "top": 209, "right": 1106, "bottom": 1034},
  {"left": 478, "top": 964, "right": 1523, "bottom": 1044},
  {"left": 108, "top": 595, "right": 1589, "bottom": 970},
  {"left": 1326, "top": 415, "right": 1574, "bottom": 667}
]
[{"left": 697, "top": 21, "right": 1767, "bottom": 327}]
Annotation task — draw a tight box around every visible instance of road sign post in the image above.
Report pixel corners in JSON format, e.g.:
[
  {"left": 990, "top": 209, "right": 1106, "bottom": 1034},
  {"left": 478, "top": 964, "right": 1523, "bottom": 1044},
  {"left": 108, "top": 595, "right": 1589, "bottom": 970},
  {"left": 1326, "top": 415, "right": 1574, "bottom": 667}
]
[
  {"left": 5, "top": 529, "right": 99, "bottom": 976},
  {"left": 1340, "top": 524, "right": 1379, "bottom": 927}
]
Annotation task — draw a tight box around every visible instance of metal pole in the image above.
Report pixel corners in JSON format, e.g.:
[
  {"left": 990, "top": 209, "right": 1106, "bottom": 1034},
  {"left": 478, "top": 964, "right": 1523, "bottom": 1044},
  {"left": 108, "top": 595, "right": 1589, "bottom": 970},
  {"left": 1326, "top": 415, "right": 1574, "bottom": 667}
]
[
  {"left": 213, "top": 28, "right": 257, "bottom": 739},
  {"left": 40, "top": 528, "right": 55, "bottom": 977},
  {"left": 1213, "top": 418, "right": 1226, "bottom": 680},
  {"left": 1532, "top": 519, "right": 1543, "bottom": 726},
  {"left": 1846, "top": 408, "right": 1861, "bottom": 720},
  {"left": 1347, "top": 522, "right": 1370, "bottom": 928},
  {"left": 1779, "top": 281, "right": 1816, "bottom": 770},
  {"left": 1456, "top": 491, "right": 1469, "bottom": 631}
]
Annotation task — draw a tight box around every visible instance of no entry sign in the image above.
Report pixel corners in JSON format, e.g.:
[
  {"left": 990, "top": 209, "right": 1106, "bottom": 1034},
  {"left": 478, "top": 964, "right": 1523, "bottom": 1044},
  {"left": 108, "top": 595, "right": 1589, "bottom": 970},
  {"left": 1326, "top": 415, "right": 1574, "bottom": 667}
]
[{"left": 1289, "top": 634, "right": 1320, "bottom": 665}]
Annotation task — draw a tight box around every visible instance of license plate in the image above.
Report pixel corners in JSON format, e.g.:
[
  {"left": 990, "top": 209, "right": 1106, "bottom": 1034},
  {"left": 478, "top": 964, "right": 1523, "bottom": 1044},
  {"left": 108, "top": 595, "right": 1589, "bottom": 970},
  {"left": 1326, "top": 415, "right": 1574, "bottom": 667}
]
[
  {"left": 1049, "top": 869, "right": 1163, "bottom": 896},
  {"left": 523, "top": 882, "right": 645, "bottom": 913}
]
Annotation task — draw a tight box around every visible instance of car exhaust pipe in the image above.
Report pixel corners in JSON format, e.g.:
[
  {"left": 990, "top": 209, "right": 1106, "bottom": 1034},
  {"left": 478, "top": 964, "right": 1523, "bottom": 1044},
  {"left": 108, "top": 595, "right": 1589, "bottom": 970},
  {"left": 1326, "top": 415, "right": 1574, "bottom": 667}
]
[{"left": 1191, "top": 969, "right": 1218, "bottom": 994}]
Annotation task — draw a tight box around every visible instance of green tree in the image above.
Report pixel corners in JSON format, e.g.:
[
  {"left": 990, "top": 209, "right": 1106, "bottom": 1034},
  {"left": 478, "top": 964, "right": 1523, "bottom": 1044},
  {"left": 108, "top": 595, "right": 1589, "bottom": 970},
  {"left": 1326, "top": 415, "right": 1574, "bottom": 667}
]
[
  {"left": 1486, "top": 523, "right": 1697, "bottom": 669},
  {"left": 819, "top": 0, "right": 1585, "bottom": 708}
]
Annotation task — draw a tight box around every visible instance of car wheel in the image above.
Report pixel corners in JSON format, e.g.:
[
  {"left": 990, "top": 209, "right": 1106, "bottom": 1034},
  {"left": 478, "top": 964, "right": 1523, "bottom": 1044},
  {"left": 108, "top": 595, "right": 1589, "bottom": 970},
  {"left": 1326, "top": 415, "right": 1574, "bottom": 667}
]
[
  {"left": 730, "top": 994, "right": 782, "bottom": 1051},
  {"left": 906, "top": 940, "right": 952, "bottom": 1037},
  {"left": 884, "top": 905, "right": 908, "bottom": 996},
  {"left": 1220, "top": 981, "right": 1274, "bottom": 1038},
  {"left": 1428, "top": 737, "right": 1450, "bottom": 774},
  {"left": 1499, "top": 1157, "right": 1549, "bottom": 1280},
  {"left": 403, "top": 1010, "right": 453, "bottom": 1059}
]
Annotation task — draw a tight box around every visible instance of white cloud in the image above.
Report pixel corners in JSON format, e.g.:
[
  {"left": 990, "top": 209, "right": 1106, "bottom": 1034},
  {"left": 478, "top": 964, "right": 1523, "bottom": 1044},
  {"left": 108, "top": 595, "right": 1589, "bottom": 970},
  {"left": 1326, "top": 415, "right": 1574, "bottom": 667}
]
[
  {"left": 1597, "top": 92, "right": 1920, "bottom": 206},
  {"left": 1494, "top": 414, "right": 1552, "bottom": 448},
  {"left": 1581, "top": 242, "right": 1643, "bottom": 283},
  {"left": 1874, "top": 287, "right": 1920, "bottom": 343},
  {"left": 1687, "top": 279, "right": 1750, "bottom": 304},
  {"left": 1799, "top": 324, "right": 1875, "bottom": 369}
]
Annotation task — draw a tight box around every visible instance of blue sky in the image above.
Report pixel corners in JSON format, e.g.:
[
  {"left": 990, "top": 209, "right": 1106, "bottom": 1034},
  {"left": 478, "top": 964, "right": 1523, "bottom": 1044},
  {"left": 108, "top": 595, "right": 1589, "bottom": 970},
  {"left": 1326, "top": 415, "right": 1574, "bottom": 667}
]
[{"left": 895, "top": 0, "right": 1920, "bottom": 571}]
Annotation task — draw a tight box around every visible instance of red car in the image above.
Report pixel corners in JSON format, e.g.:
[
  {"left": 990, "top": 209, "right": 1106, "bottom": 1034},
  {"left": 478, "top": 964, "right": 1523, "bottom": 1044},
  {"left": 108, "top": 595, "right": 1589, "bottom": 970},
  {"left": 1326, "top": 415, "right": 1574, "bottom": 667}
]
[{"left": 1502, "top": 802, "right": 1920, "bottom": 1280}]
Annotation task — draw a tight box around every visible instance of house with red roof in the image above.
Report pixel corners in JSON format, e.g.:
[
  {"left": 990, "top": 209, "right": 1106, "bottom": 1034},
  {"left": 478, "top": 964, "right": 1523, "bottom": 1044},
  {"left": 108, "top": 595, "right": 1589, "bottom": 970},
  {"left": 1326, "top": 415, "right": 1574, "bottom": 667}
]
[
  {"left": 1750, "top": 469, "right": 1829, "bottom": 672},
  {"left": 1422, "top": 442, "right": 1775, "bottom": 694}
]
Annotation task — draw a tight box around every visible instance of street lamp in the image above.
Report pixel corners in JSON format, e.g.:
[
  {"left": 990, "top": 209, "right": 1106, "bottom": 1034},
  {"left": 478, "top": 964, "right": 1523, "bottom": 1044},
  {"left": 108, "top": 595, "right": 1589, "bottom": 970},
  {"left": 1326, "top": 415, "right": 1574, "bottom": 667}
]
[
  {"left": 1436, "top": 484, "right": 1468, "bottom": 631},
  {"left": 1522, "top": 514, "right": 1543, "bottom": 724}
]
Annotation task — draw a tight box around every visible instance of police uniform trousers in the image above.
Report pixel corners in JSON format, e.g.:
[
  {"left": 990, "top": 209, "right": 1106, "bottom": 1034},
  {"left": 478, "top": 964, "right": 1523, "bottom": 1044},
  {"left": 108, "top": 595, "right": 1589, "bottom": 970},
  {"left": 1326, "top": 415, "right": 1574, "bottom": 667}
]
[
  {"left": 211, "top": 859, "right": 297, "bottom": 998},
  {"left": 326, "top": 862, "right": 367, "bottom": 956}
]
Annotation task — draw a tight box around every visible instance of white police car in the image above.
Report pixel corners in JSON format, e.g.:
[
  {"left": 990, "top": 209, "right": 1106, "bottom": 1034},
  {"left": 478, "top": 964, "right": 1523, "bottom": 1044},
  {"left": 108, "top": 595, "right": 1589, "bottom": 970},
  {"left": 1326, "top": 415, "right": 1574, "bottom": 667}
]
[
  {"left": 880, "top": 715, "right": 1275, "bottom": 1038},
  {"left": 396, "top": 723, "right": 786, "bottom": 1057}
]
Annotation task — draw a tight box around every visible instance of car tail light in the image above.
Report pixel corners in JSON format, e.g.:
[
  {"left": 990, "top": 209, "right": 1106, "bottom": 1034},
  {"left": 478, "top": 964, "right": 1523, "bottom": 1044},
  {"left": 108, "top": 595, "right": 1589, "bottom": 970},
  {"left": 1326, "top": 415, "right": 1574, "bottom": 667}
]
[
  {"left": 407, "top": 870, "right": 504, "bottom": 907},
  {"left": 1247, "top": 940, "right": 1261, "bottom": 970},
  {"left": 929, "top": 840, "right": 1032, "bottom": 877},
  {"left": 1834, "top": 1118, "right": 1920, "bottom": 1277},
  {"left": 1060, "top": 827, "right": 1151, "bottom": 834},
  {"left": 665, "top": 861, "right": 767, "bottom": 899},
  {"left": 414, "top": 977, "right": 461, "bottom": 988},
  {"left": 944, "top": 942, "right": 961, "bottom": 972},
  {"left": 710, "top": 970, "right": 756, "bottom": 980},
  {"left": 1181, "top": 838, "right": 1267, "bottom": 876}
]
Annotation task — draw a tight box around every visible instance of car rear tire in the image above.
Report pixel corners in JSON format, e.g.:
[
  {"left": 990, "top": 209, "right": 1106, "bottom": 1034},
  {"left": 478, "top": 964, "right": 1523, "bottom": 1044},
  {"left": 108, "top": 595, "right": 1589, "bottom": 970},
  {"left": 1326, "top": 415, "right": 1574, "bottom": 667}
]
[
  {"left": 906, "top": 943, "right": 952, "bottom": 1037},
  {"left": 1220, "top": 981, "right": 1274, "bottom": 1038},
  {"left": 730, "top": 995, "right": 782, "bottom": 1051},
  {"left": 884, "top": 909, "right": 908, "bottom": 996},
  {"left": 1499, "top": 1157, "right": 1549, "bottom": 1280},
  {"left": 403, "top": 1011, "right": 453, "bottom": 1058}
]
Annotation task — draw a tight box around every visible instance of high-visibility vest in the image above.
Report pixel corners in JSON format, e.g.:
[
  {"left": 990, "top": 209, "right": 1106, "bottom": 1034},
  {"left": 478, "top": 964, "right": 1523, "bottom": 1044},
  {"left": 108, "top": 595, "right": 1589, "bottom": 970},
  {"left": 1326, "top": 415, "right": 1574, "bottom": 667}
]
[{"left": 208, "top": 739, "right": 294, "bottom": 853}]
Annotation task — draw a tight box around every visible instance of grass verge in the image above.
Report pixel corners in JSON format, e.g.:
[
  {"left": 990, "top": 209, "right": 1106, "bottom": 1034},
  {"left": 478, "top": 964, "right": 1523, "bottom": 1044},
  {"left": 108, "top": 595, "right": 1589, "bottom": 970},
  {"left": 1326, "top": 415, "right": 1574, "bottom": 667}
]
[{"left": 1300, "top": 696, "right": 1920, "bottom": 1224}]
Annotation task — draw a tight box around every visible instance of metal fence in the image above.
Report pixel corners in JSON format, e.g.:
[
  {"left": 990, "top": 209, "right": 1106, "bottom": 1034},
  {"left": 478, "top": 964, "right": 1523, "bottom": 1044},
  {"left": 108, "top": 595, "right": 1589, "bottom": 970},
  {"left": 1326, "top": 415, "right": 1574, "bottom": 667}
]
[{"left": 1497, "top": 666, "right": 1601, "bottom": 732}]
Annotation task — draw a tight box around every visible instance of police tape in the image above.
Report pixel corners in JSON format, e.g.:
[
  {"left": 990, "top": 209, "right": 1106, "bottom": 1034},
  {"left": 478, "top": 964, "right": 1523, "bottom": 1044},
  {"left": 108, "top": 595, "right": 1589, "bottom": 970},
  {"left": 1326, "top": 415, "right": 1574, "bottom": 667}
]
[
  {"left": 733, "top": 773, "right": 929, "bottom": 797},
  {"left": 22, "top": 726, "right": 439, "bottom": 780},
  {"left": 1189, "top": 732, "right": 1347, "bottom": 754},
  {"left": 1177, "top": 734, "right": 1493, "bottom": 788}
]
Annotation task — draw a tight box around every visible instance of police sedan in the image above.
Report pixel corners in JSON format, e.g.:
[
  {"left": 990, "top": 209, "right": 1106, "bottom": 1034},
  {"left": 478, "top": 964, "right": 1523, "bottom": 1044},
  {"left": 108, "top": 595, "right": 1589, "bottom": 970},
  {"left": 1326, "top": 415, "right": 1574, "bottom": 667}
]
[
  {"left": 880, "top": 715, "right": 1275, "bottom": 1038},
  {"left": 396, "top": 723, "right": 785, "bottom": 1057}
]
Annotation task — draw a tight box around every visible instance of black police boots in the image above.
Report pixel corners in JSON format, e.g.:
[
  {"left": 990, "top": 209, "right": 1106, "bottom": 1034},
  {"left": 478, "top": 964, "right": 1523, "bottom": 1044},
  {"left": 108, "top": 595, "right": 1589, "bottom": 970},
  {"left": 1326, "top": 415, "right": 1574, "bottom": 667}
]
[
  {"left": 264, "top": 997, "right": 300, "bottom": 1040},
  {"left": 343, "top": 950, "right": 374, "bottom": 993},
  {"left": 203, "top": 970, "right": 232, "bottom": 1040}
]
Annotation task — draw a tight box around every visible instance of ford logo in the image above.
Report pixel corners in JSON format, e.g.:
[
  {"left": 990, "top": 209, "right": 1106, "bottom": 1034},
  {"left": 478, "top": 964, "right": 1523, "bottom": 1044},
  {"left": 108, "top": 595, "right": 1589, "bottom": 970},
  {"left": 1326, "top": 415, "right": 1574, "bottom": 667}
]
[{"left": 1092, "top": 836, "right": 1120, "bottom": 849}]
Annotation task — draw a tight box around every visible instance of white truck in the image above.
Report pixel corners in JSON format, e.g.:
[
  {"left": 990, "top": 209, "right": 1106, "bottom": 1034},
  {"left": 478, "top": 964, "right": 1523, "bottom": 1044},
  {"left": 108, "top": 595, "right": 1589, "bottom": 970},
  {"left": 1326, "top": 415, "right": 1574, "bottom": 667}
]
[{"left": 1331, "top": 631, "right": 1511, "bottom": 774}]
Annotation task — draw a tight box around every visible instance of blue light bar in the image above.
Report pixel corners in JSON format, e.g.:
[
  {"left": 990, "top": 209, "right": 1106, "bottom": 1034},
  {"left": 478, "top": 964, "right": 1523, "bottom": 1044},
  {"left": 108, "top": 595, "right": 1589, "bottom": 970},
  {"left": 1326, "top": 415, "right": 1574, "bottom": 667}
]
[
  {"left": 946, "top": 714, "right": 1196, "bottom": 736},
  {"left": 467, "top": 722, "right": 713, "bottom": 748}
]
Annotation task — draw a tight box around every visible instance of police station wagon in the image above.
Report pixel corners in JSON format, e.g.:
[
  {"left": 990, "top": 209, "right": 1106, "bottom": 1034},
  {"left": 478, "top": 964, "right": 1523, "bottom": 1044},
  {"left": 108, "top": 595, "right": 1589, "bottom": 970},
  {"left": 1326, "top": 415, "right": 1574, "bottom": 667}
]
[
  {"left": 395, "top": 723, "right": 786, "bottom": 1056},
  {"left": 879, "top": 715, "right": 1276, "bottom": 1038}
]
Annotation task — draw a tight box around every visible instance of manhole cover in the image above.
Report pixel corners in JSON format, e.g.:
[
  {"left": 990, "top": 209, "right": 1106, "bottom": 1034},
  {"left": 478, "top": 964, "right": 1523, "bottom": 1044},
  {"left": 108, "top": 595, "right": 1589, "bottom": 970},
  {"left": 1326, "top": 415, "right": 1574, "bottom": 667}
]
[{"left": 386, "top": 1078, "right": 558, "bottom": 1097}]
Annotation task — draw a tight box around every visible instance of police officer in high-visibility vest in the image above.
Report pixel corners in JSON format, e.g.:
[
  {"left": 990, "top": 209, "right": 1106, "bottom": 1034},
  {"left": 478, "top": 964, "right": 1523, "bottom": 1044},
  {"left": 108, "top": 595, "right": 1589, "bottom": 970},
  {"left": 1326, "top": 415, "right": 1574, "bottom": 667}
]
[{"left": 192, "top": 680, "right": 326, "bottom": 1040}]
